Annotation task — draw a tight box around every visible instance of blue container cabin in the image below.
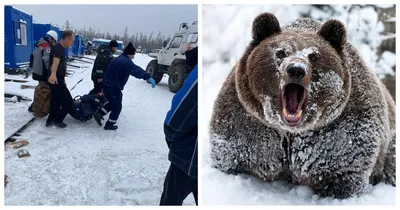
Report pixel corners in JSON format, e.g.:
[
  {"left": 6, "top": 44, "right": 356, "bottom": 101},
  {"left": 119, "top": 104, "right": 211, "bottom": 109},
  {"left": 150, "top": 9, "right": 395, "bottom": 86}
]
[
  {"left": 117, "top": 41, "right": 123, "bottom": 50},
  {"left": 32, "top": 23, "right": 59, "bottom": 45},
  {"left": 80, "top": 40, "right": 85, "bottom": 55},
  {"left": 72, "top": 34, "right": 83, "bottom": 56},
  {"left": 4, "top": 5, "right": 34, "bottom": 70}
]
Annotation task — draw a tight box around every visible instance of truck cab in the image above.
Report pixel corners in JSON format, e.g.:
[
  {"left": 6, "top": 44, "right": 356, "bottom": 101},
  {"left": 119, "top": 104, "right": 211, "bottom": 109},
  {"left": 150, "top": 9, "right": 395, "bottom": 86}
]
[{"left": 147, "top": 21, "right": 198, "bottom": 93}]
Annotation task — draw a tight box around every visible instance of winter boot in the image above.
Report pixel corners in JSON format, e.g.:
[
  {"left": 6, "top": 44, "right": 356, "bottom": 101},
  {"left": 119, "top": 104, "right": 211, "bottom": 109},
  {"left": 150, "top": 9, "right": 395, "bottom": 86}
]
[
  {"left": 45, "top": 121, "right": 53, "bottom": 127},
  {"left": 93, "top": 111, "right": 104, "bottom": 126},
  {"left": 46, "top": 121, "right": 67, "bottom": 128},
  {"left": 104, "top": 121, "right": 118, "bottom": 130},
  {"left": 53, "top": 122, "right": 67, "bottom": 128}
]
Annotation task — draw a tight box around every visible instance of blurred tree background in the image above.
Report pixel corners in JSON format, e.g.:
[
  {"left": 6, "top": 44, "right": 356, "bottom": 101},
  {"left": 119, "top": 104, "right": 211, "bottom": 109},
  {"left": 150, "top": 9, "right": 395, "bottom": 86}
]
[{"left": 303, "top": 5, "right": 396, "bottom": 100}]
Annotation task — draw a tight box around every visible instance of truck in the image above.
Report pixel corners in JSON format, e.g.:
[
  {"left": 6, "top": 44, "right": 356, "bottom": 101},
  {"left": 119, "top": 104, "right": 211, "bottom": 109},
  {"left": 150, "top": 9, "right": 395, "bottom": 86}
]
[
  {"left": 146, "top": 21, "right": 198, "bottom": 93},
  {"left": 92, "top": 38, "right": 123, "bottom": 54}
]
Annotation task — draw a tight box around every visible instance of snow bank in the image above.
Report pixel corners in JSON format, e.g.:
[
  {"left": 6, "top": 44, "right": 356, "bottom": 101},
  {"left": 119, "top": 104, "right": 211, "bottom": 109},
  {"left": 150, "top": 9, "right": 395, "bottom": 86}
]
[{"left": 203, "top": 161, "right": 395, "bottom": 205}]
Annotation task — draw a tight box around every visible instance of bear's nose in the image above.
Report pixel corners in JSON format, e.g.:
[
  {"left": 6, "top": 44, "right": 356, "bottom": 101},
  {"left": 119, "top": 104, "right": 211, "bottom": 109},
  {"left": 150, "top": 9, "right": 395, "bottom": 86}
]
[{"left": 286, "top": 63, "right": 306, "bottom": 81}]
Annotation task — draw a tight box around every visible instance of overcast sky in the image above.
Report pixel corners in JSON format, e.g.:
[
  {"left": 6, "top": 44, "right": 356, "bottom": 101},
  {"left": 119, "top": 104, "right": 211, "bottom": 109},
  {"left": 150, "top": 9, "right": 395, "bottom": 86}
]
[{"left": 11, "top": 4, "right": 198, "bottom": 37}]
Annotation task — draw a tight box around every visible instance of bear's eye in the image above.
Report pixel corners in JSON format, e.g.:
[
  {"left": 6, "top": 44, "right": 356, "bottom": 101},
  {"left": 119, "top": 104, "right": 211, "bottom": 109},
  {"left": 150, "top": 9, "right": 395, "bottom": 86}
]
[
  {"left": 276, "top": 50, "right": 287, "bottom": 59},
  {"left": 308, "top": 52, "right": 320, "bottom": 62}
]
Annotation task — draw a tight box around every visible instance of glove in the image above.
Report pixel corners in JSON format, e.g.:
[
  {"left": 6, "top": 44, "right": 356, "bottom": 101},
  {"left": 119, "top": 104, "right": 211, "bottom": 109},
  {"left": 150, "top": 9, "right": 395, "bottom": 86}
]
[{"left": 147, "top": 78, "right": 156, "bottom": 88}]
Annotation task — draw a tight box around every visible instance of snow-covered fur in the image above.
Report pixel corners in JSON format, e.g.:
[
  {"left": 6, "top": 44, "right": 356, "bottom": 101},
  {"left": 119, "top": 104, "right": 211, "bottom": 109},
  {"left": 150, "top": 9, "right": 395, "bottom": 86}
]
[{"left": 209, "top": 13, "right": 396, "bottom": 199}]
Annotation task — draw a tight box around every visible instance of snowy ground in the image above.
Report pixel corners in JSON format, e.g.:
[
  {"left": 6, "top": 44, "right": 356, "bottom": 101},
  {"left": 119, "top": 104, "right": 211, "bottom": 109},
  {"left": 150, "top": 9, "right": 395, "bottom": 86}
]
[
  {"left": 4, "top": 63, "right": 87, "bottom": 140},
  {"left": 202, "top": 5, "right": 396, "bottom": 205},
  {"left": 4, "top": 54, "right": 195, "bottom": 205}
]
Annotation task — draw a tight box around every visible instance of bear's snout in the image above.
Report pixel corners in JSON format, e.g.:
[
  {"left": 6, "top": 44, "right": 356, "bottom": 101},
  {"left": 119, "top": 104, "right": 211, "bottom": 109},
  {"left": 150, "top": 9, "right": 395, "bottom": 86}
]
[
  {"left": 287, "top": 63, "right": 306, "bottom": 81},
  {"left": 282, "top": 58, "right": 311, "bottom": 89}
]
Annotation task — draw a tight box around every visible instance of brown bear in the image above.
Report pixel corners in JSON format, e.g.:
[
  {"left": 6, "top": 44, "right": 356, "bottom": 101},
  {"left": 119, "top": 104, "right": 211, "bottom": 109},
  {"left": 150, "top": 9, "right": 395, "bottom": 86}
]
[{"left": 209, "top": 13, "right": 396, "bottom": 199}]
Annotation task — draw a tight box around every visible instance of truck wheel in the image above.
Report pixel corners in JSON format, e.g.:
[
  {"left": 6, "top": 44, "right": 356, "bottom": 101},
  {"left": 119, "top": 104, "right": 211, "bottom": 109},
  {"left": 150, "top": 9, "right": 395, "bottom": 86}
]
[
  {"left": 168, "top": 64, "right": 186, "bottom": 93},
  {"left": 146, "top": 60, "right": 163, "bottom": 84}
]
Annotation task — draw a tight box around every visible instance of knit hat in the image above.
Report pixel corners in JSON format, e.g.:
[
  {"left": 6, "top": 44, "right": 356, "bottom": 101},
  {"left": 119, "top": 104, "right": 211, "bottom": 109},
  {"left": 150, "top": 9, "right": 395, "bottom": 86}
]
[
  {"left": 109, "top": 40, "right": 118, "bottom": 48},
  {"left": 123, "top": 42, "right": 136, "bottom": 55}
]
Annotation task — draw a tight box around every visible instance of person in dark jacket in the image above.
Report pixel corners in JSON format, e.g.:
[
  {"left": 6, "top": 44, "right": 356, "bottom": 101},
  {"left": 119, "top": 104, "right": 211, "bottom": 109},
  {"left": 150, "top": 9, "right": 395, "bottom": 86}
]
[
  {"left": 89, "top": 40, "right": 118, "bottom": 95},
  {"left": 95, "top": 42, "right": 156, "bottom": 130},
  {"left": 160, "top": 47, "right": 198, "bottom": 206}
]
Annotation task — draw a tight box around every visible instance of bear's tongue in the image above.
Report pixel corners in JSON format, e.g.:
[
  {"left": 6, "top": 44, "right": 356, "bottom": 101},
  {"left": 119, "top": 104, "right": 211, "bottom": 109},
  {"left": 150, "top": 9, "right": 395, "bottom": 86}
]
[{"left": 286, "top": 84, "right": 300, "bottom": 114}]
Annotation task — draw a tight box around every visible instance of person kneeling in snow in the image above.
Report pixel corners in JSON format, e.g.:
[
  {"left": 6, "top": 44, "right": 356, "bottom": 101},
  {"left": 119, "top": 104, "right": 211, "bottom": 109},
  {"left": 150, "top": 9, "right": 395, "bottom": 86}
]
[
  {"left": 160, "top": 47, "right": 198, "bottom": 206},
  {"left": 93, "top": 42, "right": 156, "bottom": 130}
]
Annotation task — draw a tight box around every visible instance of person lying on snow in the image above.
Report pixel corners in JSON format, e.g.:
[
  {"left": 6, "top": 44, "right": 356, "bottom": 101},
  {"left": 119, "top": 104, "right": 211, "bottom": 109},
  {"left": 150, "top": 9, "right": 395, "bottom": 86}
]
[
  {"left": 70, "top": 92, "right": 111, "bottom": 122},
  {"left": 92, "top": 42, "right": 156, "bottom": 130}
]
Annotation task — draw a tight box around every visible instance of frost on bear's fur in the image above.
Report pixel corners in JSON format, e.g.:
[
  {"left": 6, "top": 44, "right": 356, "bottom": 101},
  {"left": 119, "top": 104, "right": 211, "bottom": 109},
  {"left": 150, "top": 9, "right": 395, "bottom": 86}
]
[{"left": 209, "top": 13, "right": 395, "bottom": 199}]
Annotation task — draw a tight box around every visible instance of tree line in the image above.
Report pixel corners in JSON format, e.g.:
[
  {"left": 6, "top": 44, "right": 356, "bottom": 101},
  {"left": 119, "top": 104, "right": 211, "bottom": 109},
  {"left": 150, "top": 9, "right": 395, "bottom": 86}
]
[{"left": 61, "top": 20, "right": 168, "bottom": 50}]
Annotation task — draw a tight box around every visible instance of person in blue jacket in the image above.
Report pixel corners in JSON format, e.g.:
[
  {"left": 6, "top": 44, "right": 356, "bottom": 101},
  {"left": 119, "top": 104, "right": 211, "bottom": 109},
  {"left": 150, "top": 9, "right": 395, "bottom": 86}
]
[
  {"left": 95, "top": 42, "right": 156, "bottom": 130},
  {"left": 160, "top": 47, "right": 198, "bottom": 205}
]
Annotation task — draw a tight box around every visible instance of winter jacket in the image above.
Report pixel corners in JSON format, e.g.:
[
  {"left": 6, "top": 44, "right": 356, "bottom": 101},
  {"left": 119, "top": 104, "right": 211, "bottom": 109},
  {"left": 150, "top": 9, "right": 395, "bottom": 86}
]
[
  {"left": 32, "top": 38, "right": 52, "bottom": 81},
  {"left": 164, "top": 65, "right": 198, "bottom": 179},
  {"left": 91, "top": 44, "right": 114, "bottom": 81},
  {"left": 103, "top": 53, "right": 151, "bottom": 90}
]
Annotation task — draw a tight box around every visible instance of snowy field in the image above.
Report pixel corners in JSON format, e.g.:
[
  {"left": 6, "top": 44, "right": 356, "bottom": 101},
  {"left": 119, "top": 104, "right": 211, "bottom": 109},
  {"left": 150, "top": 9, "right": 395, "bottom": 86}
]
[
  {"left": 4, "top": 64, "right": 88, "bottom": 139},
  {"left": 4, "top": 54, "right": 195, "bottom": 205},
  {"left": 202, "top": 5, "right": 396, "bottom": 205}
]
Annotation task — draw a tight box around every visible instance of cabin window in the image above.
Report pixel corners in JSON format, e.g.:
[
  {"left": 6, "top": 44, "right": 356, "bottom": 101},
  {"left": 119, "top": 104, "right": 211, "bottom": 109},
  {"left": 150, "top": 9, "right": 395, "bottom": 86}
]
[
  {"left": 186, "top": 34, "right": 193, "bottom": 43},
  {"left": 13, "top": 21, "right": 27, "bottom": 46},
  {"left": 169, "top": 36, "right": 183, "bottom": 48},
  {"left": 191, "top": 33, "right": 198, "bottom": 43},
  {"left": 185, "top": 33, "right": 198, "bottom": 44},
  {"left": 20, "top": 23, "right": 27, "bottom": 46}
]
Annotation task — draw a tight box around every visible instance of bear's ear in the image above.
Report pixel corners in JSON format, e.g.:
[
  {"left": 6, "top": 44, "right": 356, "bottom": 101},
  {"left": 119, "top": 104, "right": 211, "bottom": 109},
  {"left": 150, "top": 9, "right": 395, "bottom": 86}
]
[
  {"left": 252, "top": 13, "right": 281, "bottom": 43},
  {"left": 318, "top": 19, "right": 347, "bottom": 50}
]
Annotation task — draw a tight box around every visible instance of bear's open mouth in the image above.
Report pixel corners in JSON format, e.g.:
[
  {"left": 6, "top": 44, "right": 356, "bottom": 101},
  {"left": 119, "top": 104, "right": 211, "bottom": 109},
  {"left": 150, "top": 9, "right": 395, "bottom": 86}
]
[{"left": 282, "top": 83, "right": 307, "bottom": 126}]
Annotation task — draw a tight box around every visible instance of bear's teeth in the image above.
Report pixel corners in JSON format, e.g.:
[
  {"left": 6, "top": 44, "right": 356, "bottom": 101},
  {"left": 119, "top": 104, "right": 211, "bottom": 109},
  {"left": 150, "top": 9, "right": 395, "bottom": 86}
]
[
  {"left": 283, "top": 108, "right": 289, "bottom": 118},
  {"left": 283, "top": 108, "right": 302, "bottom": 120},
  {"left": 295, "top": 110, "right": 302, "bottom": 119}
]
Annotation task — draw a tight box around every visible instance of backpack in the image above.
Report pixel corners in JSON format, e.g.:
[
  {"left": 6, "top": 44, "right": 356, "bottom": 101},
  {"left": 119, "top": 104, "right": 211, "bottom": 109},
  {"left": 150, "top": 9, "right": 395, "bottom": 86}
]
[
  {"left": 32, "top": 82, "right": 51, "bottom": 118},
  {"left": 91, "top": 44, "right": 113, "bottom": 81}
]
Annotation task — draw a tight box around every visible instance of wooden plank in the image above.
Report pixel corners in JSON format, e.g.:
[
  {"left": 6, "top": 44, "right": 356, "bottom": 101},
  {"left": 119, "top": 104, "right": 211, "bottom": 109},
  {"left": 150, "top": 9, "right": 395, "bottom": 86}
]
[
  {"left": 20, "top": 84, "right": 36, "bottom": 89},
  {"left": 5, "top": 78, "right": 29, "bottom": 83}
]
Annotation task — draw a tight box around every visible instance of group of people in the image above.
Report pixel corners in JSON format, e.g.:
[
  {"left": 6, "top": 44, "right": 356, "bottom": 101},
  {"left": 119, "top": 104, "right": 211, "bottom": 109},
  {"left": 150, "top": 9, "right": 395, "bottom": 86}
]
[
  {"left": 28, "top": 30, "right": 198, "bottom": 205},
  {"left": 29, "top": 30, "right": 155, "bottom": 130}
]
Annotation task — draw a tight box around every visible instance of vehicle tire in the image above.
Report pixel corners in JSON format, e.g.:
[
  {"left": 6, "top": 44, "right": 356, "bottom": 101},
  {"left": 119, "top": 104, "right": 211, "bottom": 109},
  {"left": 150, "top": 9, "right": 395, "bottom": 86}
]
[
  {"left": 146, "top": 60, "right": 163, "bottom": 84},
  {"left": 168, "top": 64, "right": 186, "bottom": 93}
]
